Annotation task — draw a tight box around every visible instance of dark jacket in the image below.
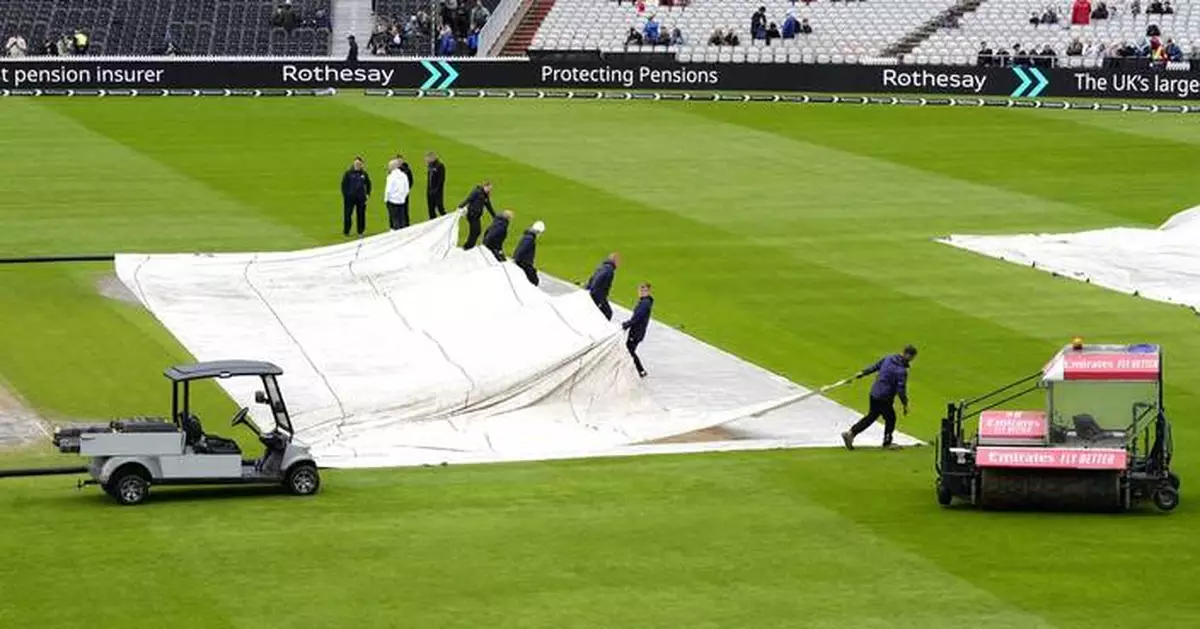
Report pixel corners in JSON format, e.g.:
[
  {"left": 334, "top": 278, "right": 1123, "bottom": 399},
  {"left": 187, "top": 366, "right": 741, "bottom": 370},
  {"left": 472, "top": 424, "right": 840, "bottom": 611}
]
[
  {"left": 860, "top": 354, "right": 911, "bottom": 405},
  {"left": 427, "top": 160, "right": 446, "bottom": 197},
  {"left": 399, "top": 162, "right": 414, "bottom": 189},
  {"left": 347, "top": 38, "right": 358, "bottom": 62},
  {"left": 586, "top": 260, "right": 616, "bottom": 302},
  {"left": 460, "top": 185, "right": 495, "bottom": 219},
  {"left": 622, "top": 296, "right": 654, "bottom": 343},
  {"left": 482, "top": 215, "right": 510, "bottom": 252},
  {"left": 512, "top": 230, "right": 537, "bottom": 266},
  {"left": 341, "top": 167, "right": 372, "bottom": 201}
]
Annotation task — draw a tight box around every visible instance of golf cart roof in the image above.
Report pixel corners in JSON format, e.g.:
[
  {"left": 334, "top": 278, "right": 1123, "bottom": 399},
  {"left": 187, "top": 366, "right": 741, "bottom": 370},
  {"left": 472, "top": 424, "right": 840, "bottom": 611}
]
[
  {"left": 1042, "top": 343, "right": 1160, "bottom": 383},
  {"left": 164, "top": 360, "right": 284, "bottom": 382}
]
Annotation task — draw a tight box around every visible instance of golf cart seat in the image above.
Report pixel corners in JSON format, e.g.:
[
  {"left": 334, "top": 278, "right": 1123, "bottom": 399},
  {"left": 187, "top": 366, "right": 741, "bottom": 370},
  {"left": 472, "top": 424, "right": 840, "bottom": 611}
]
[
  {"left": 181, "top": 414, "right": 242, "bottom": 455},
  {"left": 1072, "top": 414, "right": 1117, "bottom": 442}
]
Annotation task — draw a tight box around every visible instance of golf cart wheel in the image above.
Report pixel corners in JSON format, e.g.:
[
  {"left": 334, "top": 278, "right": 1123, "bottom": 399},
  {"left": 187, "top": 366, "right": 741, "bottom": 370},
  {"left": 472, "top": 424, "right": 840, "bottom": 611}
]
[
  {"left": 936, "top": 479, "right": 953, "bottom": 506},
  {"left": 109, "top": 467, "right": 150, "bottom": 506},
  {"left": 1153, "top": 485, "right": 1180, "bottom": 512},
  {"left": 285, "top": 463, "right": 320, "bottom": 496},
  {"left": 1168, "top": 473, "right": 1181, "bottom": 490}
]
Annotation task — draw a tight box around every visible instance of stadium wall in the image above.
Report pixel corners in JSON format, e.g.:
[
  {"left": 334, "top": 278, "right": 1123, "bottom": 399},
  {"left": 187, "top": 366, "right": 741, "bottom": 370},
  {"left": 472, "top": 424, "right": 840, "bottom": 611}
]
[{"left": 2, "top": 57, "right": 1199, "bottom": 100}]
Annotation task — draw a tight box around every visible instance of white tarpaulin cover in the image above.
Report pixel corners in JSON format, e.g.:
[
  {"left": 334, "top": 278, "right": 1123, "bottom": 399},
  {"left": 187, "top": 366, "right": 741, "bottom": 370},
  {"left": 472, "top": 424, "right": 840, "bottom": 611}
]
[
  {"left": 939, "top": 206, "right": 1200, "bottom": 310},
  {"left": 116, "top": 212, "right": 915, "bottom": 468}
]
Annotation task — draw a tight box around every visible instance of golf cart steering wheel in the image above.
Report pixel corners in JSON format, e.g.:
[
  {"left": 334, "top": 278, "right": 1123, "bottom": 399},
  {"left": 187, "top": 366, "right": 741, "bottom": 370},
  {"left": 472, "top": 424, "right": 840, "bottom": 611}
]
[{"left": 231, "top": 407, "right": 250, "bottom": 428}]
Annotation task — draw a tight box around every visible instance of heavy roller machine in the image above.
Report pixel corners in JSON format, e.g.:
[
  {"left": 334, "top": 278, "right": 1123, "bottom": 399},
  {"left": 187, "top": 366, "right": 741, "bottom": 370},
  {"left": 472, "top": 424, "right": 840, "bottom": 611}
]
[{"left": 936, "top": 340, "right": 1180, "bottom": 512}]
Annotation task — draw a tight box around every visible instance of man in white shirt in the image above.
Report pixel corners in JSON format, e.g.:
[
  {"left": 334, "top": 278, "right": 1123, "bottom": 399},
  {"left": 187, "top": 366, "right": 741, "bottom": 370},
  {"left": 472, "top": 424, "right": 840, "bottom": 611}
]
[
  {"left": 5, "top": 33, "right": 27, "bottom": 57},
  {"left": 384, "top": 158, "right": 411, "bottom": 230}
]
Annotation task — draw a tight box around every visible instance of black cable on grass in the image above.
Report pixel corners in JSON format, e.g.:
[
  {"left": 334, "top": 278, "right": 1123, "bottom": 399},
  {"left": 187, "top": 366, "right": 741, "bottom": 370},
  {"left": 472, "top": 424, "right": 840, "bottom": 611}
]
[{"left": 0, "top": 254, "right": 116, "bottom": 265}]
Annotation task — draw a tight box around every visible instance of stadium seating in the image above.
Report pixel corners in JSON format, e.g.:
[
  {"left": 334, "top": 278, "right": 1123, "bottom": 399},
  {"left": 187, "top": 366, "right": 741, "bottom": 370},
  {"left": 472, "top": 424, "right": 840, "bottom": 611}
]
[
  {"left": 528, "top": 0, "right": 1198, "bottom": 65},
  {"left": 0, "top": 0, "right": 331, "bottom": 56},
  {"left": 371, "top": 0, "right": 502, "bottom": 56},
  {"left": 913, "top": 1, "right": 1197, "bottom": 66}
]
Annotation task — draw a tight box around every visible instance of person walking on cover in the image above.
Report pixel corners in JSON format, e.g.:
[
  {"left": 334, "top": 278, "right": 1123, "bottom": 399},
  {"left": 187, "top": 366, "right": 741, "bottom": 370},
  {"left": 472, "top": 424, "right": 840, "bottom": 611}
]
[
  {"left": 842, "top": 345, "right": 918, "bottom": 450},
  {"left": 426, "top": 152, "right": 447, "bottom": 220},
  {"left": 621, "top": 282, "right": 654, "bottom": 377},
  {"left": 512, "top": 220, "right": 544, "bottom": 285},
  {"left": 585, "top": 252, "right": 620, "bottom": 320},
  {"left": 458, "top": 180, "right": 495, "bottom": 249},
  {"left": 384, "top": 158, "right": 411, "bottom": 230},
  {"left": 340, "top": 156, "right": 372, "bottom": 236},
  {"left": 482, "top": 209, "right": 513, "bottom": 261}
]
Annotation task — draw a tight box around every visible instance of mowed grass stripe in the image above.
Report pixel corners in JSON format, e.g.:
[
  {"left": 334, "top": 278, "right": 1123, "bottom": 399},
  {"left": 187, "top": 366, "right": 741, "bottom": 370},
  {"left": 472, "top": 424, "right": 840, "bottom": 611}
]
[
  {"left": 0, "top": 100, "right": 303, "bottom": 256},
  {"left": 686, "top": 103, "right": 1198, "bottom": 227},
  {"left": 0, "top": 452, "right": 1056, "bottom": 629}
]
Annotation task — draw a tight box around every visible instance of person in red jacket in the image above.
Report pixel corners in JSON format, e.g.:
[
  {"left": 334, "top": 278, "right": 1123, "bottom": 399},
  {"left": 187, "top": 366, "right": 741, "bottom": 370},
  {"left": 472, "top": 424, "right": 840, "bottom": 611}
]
[{"left": 1072, "top": 0, "right": 1092, "bottom": 25}]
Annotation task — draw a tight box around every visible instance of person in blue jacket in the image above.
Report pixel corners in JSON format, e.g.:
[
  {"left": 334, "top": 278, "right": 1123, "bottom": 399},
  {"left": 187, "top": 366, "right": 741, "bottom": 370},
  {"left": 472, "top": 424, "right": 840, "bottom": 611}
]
[
  {"left": 585, "top": 252, "right": 620, "bottom": 320},
  {"left": 621, "top": 282, "right": 654, "bottom": 377},
  {"left": 842, "top": 345, "right": 917, "bottom": 450},
  {"left": 512, "top": 220, "right": 544, "bottom": 286}
]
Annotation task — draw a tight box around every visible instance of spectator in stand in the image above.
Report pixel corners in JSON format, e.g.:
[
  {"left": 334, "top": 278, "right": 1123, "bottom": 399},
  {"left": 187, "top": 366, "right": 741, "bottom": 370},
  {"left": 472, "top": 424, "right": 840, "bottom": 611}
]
[
  {"left": 799, "top": 18, "right": 812, "bottom": 34},
  {"left": 389, "top": 26, "right": 404, "bottom": 54},
  {"left": 1130, "top": 0, "right": 1141, "bottom": 15},
  {"left": 995, "top": 46, "right": 1011, "bottom": 66},
  {"left": 977, "top": 41, "right": 993, "bottom": 66},
  {"left": 644, "top": 15, "right": 660, "bottom": 43},
  {"left": 1029, "top": 11, "right": 1041, "bottom": 25},
  {"left": 657, "top": 28, "right": 670, "bottom": 46},
  {"left": 5, "top": 32, "right": 26, "bottom": 57},
  {"left": 437, "top": 24, "right": 457, "bottom": 55},
  {"left": 1039, "top": 44, "right": 1058, "bottom": 67},
  {"left": 636, "top": 0, "right": 647, "bottom": 16},
  {"left": 1072, "top": 0, "right": 1091, "bottom": 25},
  {"left": 440, "top": 0, "right": 456, "bottom": 32},
  {"left": 1067, "top": 38, "right": 1083, "bottom": 55},
  {"left": 1040, "top": 7, "right": 1059, "bottom": 24},
  {"left": 1166, "top": 38, "right": 1183, "bottom": 62},
  {"left": 709, "top": 28, "right": 724, "bottom": 45},
  {"left": 782, "top": 10, "right": 800, "bottom": 39},
  {"left": 724, "top": 29, "right": 740, "bottom": 45},
  {"left": 765, "top": 22, "right": 781, "bottom": 44},
  {"left": 1164, "top": 0, "right": 1174, "bottom": 14},
  {"left": 1091, "top": 2, "right": 1109, "bottom": 19},
  {"left": 347, "top": 34, "right": 359, "bottom": 61},
  {"left": 751, "top": 6, "right": 767, "bottom": 40},
  {"left": 1147, "top": 23, "right": 1161, "bottom": 37},
  {"left": 73, "top": 29, "right": 89, "bottom": 54},
  {"left": 56, "top": 33, "right": 71, "bottom": 56},
  {"left": 1147, "top": 0, "right": 1163, "bottom": 14},
  {"left": 670, "top": 27, "right": 684, "bottom": 45},
  {"left": 1013, "top": 43, "right": 1030, "bottom": 65},
  {"left": 467, "top": 27, "right": 480, "bottom": 55},
  {"left": 470, "top": 1, "right": 490, "bottom": 31},
  {"left": 627, "top": 27, "right": 644, "bottom": 45}
]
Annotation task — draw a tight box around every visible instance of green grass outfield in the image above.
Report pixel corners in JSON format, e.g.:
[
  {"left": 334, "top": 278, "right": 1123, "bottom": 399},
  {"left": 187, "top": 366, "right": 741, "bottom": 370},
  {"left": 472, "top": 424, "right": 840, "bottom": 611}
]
[{"left": 1, "top": 94, "right": 1199, "bottom": 629}]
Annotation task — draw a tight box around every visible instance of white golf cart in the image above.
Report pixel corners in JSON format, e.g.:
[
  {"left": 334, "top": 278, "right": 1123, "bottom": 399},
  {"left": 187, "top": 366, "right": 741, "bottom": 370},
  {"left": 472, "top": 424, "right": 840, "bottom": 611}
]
[{"left": 53, "top": 360, "right": 320, "bottom": 506}]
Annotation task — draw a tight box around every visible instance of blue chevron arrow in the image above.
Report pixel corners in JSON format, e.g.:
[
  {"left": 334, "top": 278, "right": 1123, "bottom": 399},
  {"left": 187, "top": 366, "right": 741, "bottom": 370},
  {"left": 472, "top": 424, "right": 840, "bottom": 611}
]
[
  {"left": 1027, "top": 66, "right": 1049, "bottom": 98},
  {"left": 1010, "top": 66, "right": 1031, "bottom": 97},
  {"left": 437, "top": 60, "right": 459, "bottom": 89},
  {"left": 420, "top": 60, "right": 442, "bottom": 90}
]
